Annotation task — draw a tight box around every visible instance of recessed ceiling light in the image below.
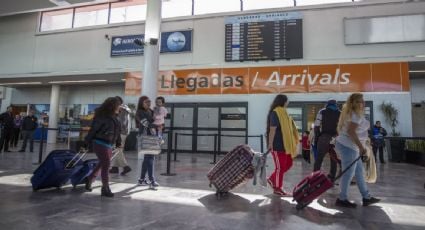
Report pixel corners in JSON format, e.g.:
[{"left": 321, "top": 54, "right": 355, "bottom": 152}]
[
  {"left": 49, "top": 0, "right": 70, "bottom": 7},
  {"left": 48, "top": 80, "right": 108, "bottom": 84},
  {"left": 0, "top": 82, "right": 42, "bottom": 86}
]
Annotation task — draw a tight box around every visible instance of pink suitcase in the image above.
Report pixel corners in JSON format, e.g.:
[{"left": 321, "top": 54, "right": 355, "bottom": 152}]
[
  {"left": 293, "top": 155, "right": 362, "bottom": 210},
  {"left": 207, "top": 144, "right": 255, "bottom": 198}
]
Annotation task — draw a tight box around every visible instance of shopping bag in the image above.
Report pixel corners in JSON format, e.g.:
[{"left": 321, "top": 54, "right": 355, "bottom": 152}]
[{"left": 137, "top": 134, "right": 161, "bottom": 156}]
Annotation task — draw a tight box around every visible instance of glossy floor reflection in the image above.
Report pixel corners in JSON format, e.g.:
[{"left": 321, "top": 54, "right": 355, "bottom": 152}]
[{"left": 0, "top": 146, "right": 424, "bottom": 230}]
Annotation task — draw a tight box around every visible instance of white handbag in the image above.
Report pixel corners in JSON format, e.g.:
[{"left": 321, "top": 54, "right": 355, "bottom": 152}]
[{"left": 137, "top": 132, "right": 162, "bottom": 156}]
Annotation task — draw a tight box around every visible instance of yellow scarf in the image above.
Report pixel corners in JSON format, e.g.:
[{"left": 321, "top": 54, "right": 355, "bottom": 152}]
[{"left": 274, "top": 107, "right": 299, "bottom": 159}]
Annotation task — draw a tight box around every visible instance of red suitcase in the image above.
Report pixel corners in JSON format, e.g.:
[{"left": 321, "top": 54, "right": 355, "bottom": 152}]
[
  {"left": 293, "top": 155, "right": 362, "bottom": 210},
  {"left": 207, "top": 144, "right": 255, "bottom": 198}
]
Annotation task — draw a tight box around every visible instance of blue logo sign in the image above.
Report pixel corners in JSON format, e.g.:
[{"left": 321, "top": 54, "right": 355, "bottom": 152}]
[
  {"left": 160, "top": 30, "right": 192, "bottom": 53},
  {"left": 111, "top": 34, "right": 145, "bottom": 57},
  {"left": 111, "top": 30, "right": 192, "bottom": 57}
]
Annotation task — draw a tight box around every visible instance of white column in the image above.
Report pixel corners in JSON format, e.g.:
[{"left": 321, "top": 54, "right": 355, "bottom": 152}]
[
  {"left": 0, "top": 87, "right": 13, "bottom": 113},
  {"left": 142, "top": 0, "right": 162, "bottom": 101},
  {"left": 47, "top": 85, "right": 60, "bottom": 144}
]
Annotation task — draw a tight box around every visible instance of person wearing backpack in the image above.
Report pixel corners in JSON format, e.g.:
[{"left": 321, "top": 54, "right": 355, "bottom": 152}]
[{"left": 313, "top": 99, "right": 341, "bottom": 181}]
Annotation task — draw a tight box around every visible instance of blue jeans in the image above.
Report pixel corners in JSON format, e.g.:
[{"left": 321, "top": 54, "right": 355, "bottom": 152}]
[
  {"left": 140, "top": 155, "right": 155, "bottom": 182},
  {"left": 335, "top": 142, "right": 371, "bottom": 200}
]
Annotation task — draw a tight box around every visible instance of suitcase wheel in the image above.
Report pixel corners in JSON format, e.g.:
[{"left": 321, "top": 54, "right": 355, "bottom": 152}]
[
  {"left": 296, "top": 202, "right": 311, "bottom": 210},
  {"left": 215, "top": 191, "right": 228, "bottom": 200},
  {"left": 296, "top": 203, "right": 304, "bottom": 210}
]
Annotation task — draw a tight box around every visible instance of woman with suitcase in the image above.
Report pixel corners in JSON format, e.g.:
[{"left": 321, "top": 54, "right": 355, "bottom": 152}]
[
  {"left": 335, "top": 93, "right": 380, "bottom": 208},
  {"left": 266, "top": 94, "right": 299, "bottom": 196},
  {"left": 84, "top": 97, "right": 122, "bottom": 198}
]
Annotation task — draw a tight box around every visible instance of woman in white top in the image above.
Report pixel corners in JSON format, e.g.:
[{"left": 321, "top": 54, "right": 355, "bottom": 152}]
[{"left": 335, "top": 93, "right": 380, "bottom": 208}]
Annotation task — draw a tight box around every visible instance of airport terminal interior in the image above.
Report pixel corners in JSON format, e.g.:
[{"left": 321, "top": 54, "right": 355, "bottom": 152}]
[{"left": 0, "top": 0, "right": 425, "bottom": 229}]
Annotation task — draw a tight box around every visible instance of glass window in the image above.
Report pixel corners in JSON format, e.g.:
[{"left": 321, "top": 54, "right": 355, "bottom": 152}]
[
  {"left": 110, "top": 0, "right": 147, "bottom": 24},
  {"left": 194, "top": 0, "right": 240, "bottom": 15},
  {"left": 73, "top": 3, "right": 109, "bottom": 28},
  {"left": 243, "top": 0, "right": 294, "bottom": 11},
  {"left": 162, "top": 0, "right": 192, "bottom": 18},
  {"left": 40, "top": 9, "right": 73, "bottom": 31},
  {"left": 296, "top": 0, "right": 353, "bottom": 6}
]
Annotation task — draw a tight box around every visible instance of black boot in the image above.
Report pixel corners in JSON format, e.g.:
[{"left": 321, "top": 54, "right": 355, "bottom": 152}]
[
  {"left": 109, "top": 167, "right": 119, "bottom": 174},
  {"left": 101, "top": 186, "right": 114, "bottom": 198},
  {"left": 85, "top": 178, "right": 92, "bottom": 192},
  {"left": 120, "top": 166, "right": 132, "bottom": 176}
]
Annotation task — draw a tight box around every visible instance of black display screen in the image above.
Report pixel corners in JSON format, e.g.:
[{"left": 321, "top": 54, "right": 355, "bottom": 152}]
[{"left": 225, "top": 13, "right": 303, "bottom": 62}]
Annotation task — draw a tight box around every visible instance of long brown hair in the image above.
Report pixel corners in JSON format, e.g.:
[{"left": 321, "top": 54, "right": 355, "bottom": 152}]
[
  {"left": 137, "top": 96, "right": 150, "bottom": 111},
  {"left": 266, "top": 94, "right": 288, "bottom": 143},
  {"left": 337, "top": 93, "right": 364, "bottom": 133},
  {"left": 95, "top": 97, "right": 120, "bottom": 118}
]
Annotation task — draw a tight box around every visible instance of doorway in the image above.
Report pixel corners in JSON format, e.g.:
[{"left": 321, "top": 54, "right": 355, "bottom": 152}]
[
  {"left": 287, "top": 101, "right": 374, "bottom": 134},
  {"left": 165, "top": 102, "right": 248, "bottom": 154}
]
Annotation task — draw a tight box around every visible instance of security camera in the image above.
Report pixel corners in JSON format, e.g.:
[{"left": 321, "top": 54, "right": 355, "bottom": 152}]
[{"left": 149, "top": 38, "right": 158, "bottom": 45}]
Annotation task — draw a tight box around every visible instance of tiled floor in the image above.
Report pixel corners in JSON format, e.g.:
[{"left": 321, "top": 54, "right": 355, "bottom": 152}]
[{"left": 0, "top": 144, "right": 424, "bottom": 230}]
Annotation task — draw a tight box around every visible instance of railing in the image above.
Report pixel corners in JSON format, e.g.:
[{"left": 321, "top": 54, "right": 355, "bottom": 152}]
[{"left": 36, "top": 127, "right": 266, "bottom": 176}]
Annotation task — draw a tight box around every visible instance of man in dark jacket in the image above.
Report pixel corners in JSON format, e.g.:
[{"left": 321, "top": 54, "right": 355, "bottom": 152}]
[
  {"left": 0, "top": 106, "right": 15, "bottom": 152},
  {"left": 313, "top": 99, "right": 341, "bottom": 181},
  {"left": 370, "top": 121, "right": 387, "bottom": 163},
  {"left": 19, "top": 110, "right": 38, "bottom": 152}
]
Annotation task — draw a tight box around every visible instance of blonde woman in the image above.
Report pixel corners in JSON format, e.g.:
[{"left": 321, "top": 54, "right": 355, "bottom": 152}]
[{"left": 335, "top": 93, "right": 380, "bottom": 208}]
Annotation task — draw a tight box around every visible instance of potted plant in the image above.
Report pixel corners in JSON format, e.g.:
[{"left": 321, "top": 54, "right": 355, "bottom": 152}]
[
  {"left": 379, "top": 102, "right": 404, "bottom": 162},
  {"left": 405, "top": 139, "right": 425, "bottom": 167},
  {"left": 379, "top": 102, "right": 400, "bottom": 136}
]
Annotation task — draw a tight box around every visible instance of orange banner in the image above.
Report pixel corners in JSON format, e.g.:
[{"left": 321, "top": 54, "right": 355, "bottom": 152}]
[
  {"left": 128, "top": 62, "right": 410, "bottom": 95},
  {"left": 124, "top": 72, "right": 142, "bottom": 96}
]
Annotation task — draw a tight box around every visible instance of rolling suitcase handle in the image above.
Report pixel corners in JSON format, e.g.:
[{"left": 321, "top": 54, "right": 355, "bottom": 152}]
[
  {"left": 333, "top": 155, "right": 363, "bottom": 182},
  {"left": 110, "top": 147, "right": 121, "bottom": 161},
  {"left": 65, "top": 149, "right": 88, "bottom": 169}
]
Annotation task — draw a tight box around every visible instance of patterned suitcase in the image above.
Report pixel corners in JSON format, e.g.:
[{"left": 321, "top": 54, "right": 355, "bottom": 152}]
[
  {"left": 293, "top": 155, "right": 362, "bottom": 210},
  {"left": 207, "top": 144, "right": 255, "bottom": 198}
]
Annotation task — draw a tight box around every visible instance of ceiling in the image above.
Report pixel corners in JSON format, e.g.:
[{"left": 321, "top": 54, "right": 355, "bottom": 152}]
[
  {"left": 0, "top": 0, "right": 117, "bottom": 17},
  {"left": 0, "top": 73, "right": 126, "bottom": 88}
]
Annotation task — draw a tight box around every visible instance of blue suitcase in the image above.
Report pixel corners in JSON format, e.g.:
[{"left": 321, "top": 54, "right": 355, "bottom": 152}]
[
  {"left": 70, "top": 159, "right": 98, "bottom": 188},
  {"left": 31, "top": 150, "right": 85, "bottom": 191}
]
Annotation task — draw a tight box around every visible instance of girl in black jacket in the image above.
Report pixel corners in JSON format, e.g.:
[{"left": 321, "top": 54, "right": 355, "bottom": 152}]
[
  {"left": 136, "top": 96, "right": 159, "bottom": 187},
  {"left": 84, "top": 97, "right": 122, "bottom": 197}
]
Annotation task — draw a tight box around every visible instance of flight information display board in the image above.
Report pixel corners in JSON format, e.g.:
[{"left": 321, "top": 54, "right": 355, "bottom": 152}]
[{"left": 225, "top": 12, "right": 303, "bottom": 62}]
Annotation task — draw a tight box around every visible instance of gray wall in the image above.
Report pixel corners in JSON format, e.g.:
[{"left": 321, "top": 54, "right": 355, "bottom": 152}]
[
  {"left": 10, "top": 84, "right": 125, "bottom": 105},
  {"left": 410, "top": 78, "right": 425, "bottom": 103},
  {"left": 1, "top": 1, "right": 423, "bottom": 138},
  {"left": 1, "top": 1, "right": 425, "bottom": 77}
]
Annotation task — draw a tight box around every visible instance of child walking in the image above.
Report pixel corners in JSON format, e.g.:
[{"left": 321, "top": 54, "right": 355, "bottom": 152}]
[{"left": 301, "top": 131, "right": 311, "bottom": 163}]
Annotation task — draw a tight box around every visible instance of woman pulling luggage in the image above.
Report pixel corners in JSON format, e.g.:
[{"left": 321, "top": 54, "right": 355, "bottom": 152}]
[
  {"left": 266, "top": 94, "right": 299, "bottom": 196},
  {"left": 84, "top": 97, "right": 122, "bottom": 198},
  {"left": 334, "top": 93, "right": 380, "bottom": 208}
]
